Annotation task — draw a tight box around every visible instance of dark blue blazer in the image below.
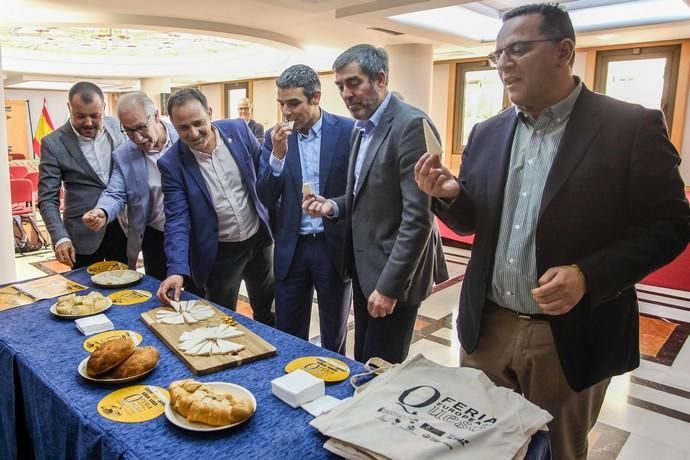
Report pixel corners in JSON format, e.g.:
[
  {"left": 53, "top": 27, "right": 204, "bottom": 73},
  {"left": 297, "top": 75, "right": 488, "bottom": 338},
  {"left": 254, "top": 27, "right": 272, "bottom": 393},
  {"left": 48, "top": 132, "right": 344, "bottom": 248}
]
[
  {"left": 257, "top": 111, "right": 354, "bottom": 281},
  {"left": 158, "top": 119, "right": 272, "bottom": 287},
  {"left": 434, "top": 86, "right": 690, "bottom": 391}
]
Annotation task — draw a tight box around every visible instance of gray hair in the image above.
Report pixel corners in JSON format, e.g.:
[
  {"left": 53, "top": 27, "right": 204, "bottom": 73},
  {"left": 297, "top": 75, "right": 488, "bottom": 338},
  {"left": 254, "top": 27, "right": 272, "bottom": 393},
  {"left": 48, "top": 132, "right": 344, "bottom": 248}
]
[
  {"left": 167, "top": 88, "right": 209, "bottom": 119},
  {"left": 276, "top": 64, "right": 321, "bottom": 100},
  {"left": 117, "top": 91, "right": 156, "bottom": 118},
  {"left": 333, "top": 44, "right": 389, "bottom": 84},
  {"left": 68, "top": 81, "right": 104, "bottom": 105}
]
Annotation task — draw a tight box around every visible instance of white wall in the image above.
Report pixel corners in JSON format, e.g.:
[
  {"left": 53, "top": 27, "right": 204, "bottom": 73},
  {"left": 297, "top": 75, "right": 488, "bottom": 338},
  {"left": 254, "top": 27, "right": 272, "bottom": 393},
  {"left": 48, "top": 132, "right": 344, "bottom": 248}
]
[
  {"left": 253, "top": 79, "right": 278, "bottom": 129},
  {"left": 198, "top": 83, "right": 222, "bottom": 121},
  {"left": 431, "top": 63, "right": 450, "bottom": 164},
  {"left": 318, "top": 72, "right": 350, "bottom": 118}
]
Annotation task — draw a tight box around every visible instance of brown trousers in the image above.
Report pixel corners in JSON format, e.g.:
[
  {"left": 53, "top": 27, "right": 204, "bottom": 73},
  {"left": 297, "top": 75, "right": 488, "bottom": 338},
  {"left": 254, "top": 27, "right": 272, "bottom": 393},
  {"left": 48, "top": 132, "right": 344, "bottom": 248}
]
[{"left": 461, "top": 301, "right": 610, "bottom": 460}]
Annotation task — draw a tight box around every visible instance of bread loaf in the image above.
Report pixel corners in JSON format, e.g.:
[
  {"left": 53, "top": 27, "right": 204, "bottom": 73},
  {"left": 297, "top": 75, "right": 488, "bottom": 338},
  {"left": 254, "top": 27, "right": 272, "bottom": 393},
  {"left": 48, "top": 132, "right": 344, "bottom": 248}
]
[
  {"left": 87, "top": 337, "right": 136, "bottom": 376},
  {"left": 168, "top": 379, "right": 254, "bottom": 426},
  {"left": 107, "top": 346, "right": 159, "bottom": 378}
]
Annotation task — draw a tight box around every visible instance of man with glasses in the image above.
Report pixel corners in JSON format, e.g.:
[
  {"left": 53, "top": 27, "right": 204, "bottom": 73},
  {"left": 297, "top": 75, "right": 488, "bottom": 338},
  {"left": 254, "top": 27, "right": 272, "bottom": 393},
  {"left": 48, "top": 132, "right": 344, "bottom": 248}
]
[
  {"left": 82, "top": 92, "right": 177, "bottom": 280},
  {"left": 415, "top": 3, "right": 690, "bottom": 459},
  {"left": 38, "top": 81, "right": 128, "bottom": 268},
  {"left": 237, "top": 97, "right": 264, "bottom": 144}
]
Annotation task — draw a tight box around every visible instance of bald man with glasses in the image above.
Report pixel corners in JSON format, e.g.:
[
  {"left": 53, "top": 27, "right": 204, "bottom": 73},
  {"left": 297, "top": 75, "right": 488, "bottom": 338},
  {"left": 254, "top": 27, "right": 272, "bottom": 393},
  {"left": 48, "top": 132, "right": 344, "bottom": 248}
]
[{"left": 83, "top": 92, "right": 178, "bottom": 280}]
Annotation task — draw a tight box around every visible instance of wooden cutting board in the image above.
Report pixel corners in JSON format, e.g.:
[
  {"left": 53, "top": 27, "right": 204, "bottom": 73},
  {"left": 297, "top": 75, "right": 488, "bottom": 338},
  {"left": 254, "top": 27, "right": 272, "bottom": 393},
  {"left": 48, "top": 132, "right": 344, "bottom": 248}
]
[{"left": 141, "top": 303, "right": 276, "bottom": 375}]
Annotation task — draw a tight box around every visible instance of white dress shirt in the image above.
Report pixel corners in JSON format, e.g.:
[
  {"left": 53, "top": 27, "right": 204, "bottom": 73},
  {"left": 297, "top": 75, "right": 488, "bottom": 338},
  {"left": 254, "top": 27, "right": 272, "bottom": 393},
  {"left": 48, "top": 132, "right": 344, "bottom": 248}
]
[{"left": 190, "top": 127, "right": 260, "bottom": 242}]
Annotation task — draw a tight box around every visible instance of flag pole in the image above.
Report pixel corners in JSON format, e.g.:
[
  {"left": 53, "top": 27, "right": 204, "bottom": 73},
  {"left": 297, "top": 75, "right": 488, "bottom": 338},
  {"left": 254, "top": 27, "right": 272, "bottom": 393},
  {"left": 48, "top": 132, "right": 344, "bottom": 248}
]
[{"left": 26, "top": 99, "right": 36, "bottom": 159}]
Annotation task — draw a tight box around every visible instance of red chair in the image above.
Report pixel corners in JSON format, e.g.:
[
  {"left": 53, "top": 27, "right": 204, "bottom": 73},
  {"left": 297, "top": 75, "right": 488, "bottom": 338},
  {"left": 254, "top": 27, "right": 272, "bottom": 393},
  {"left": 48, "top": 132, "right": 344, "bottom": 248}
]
[
  {"left": 10, "top": 179, "right": 34, "bottom": 216},
  {"left": 24, "top": 171, "right": 39, "bottom": 202},
  {"left": 9, "top": 165, "right": 29, "bottom": 179}
]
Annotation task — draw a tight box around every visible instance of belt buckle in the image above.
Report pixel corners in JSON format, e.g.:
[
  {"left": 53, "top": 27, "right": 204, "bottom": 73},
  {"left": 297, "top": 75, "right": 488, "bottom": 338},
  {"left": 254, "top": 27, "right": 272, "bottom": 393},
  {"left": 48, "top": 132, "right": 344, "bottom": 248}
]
[{"left": 516, "top": 312, "right": 533, "bottom": 320}]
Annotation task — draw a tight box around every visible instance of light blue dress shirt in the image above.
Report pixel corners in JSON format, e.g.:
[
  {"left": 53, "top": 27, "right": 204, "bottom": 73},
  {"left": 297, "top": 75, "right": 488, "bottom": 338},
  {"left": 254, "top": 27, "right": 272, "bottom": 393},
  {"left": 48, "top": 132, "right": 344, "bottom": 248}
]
[
  {"left": 270, "top": 114, "right": 325, "bottom": 233},
  {"left": 354, "top": 92, "right": 393, "bottom": 190}
]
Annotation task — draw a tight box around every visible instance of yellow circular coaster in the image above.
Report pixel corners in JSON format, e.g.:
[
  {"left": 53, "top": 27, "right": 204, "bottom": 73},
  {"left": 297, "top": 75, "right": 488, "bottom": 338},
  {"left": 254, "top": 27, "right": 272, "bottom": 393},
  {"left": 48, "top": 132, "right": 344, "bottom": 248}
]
[
  {"left": 284, "top": 356, "right": 350, "bottom": 382},
  {"left": 107, "top": 290, "right": 152, "bottom": 305},
  {"left": 97, "top": 385, "right": 169, "bottom": 423},
  {"left": 87, "top": 261, "right": 129, "bottom": 275},
  {"left": 83, "top": 330, "right": 143, "bottom": 352}
]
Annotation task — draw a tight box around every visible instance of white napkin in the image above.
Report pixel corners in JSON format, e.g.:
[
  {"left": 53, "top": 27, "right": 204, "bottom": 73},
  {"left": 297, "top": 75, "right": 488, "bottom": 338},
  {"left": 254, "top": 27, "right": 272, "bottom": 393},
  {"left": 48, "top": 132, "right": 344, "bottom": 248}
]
[
  {"left": 75, "top": 314, "right": 114, "bottom": 336},
  {"left": 301, "top": 395, "right": 347, "bottom": 417}
]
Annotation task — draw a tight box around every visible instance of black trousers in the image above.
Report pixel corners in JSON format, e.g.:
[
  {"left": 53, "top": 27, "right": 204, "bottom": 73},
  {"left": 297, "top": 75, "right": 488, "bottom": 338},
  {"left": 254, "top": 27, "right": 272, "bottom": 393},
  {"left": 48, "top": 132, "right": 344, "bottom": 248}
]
[
  {"left": 141, "top": 226, "right": 167, "bottom": 281},
  {"left": 74, "top": 220, "right": 127, "bottom": 269},
  {"left": 205, "top": 229, "right": 275, "bottom": 326},
  {"left": 352, "top": 270, "right": 419, "bottom": 364}
]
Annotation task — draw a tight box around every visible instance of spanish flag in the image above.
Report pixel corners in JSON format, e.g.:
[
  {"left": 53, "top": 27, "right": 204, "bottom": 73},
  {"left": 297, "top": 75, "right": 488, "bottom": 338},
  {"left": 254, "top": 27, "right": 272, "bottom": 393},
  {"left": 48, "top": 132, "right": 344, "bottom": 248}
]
[{"left": 32, "top": 98, "right": 55, "bottom": 158}]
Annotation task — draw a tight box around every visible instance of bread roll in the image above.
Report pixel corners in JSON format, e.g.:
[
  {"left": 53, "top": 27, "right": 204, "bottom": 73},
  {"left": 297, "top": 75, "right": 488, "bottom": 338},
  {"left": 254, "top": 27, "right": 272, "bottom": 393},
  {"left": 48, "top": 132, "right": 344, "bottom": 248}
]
[{"left": 87, "top": 337, "right": 136, "bottom": 376}]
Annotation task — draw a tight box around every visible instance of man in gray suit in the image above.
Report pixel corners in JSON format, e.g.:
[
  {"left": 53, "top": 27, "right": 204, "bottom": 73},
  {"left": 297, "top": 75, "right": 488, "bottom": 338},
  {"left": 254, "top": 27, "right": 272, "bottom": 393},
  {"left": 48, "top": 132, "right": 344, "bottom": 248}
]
[
  {"left": 305, "top": 44, "right": 448, "bottom": 363},
  {"left": 38, "top": 81, "right": 128, "bottom": 268}
]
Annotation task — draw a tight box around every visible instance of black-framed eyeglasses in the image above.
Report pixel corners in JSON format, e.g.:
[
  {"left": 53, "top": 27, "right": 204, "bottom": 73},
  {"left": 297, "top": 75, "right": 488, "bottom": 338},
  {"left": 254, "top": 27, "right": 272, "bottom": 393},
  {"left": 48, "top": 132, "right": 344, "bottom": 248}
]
[
  {"left": 488, "top": 37, "right": 564, "bottom": 67},
  {"left": 120, "top": 115, "right": 152, "bottom": 135}
]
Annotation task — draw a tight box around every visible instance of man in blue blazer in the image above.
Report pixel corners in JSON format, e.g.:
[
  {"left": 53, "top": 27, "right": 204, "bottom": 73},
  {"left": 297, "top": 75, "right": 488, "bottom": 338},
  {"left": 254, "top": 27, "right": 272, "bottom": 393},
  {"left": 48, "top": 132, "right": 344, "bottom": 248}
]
[
  {"left": 156, "top": 89, "right": 274, "bottom": 326},
  {"left": 257, "top": 65, "right": 354, "bottom": 353},
  {"left": 82, "top": 92, "right": 178, "bottom": 280},
  {"left": 415, "top": 4, "right": 690, "bottom": 459}
]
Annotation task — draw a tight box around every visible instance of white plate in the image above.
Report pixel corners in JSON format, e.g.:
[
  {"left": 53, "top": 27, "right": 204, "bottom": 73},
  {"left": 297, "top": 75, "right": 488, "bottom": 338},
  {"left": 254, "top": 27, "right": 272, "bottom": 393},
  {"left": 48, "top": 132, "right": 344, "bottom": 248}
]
[
  {"left": 91, "top": 270, "right": 144, "bottom": 288},
  {"left": 77, "top": 356, "right": 158, "bottom": 384},
  {"left": 164, "top": 382, "right": 256, "bottom": 432},
  {"left": 50, "top": 297, "right": 113, "bottom": 319}
]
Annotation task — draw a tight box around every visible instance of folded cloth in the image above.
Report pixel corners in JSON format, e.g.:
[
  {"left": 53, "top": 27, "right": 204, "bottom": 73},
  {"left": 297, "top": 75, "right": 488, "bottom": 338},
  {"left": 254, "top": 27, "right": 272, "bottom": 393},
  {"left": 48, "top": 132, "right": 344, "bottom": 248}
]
[{"left": 311, "top": 354, "right": 552, "bottom": 460}]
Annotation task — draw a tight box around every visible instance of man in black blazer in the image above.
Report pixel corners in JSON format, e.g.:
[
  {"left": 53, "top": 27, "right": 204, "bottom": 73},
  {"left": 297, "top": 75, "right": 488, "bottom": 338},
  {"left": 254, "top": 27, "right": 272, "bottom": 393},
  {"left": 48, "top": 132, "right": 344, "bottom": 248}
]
[
  {"left": 257, "top": 65, "right": 354, "bottom": 353},
  {"left": 415, "top": 4, "right": 690, "bottom": 459},
  {"left": 305, "top": 45, "right": 448, "bottom": 364}
]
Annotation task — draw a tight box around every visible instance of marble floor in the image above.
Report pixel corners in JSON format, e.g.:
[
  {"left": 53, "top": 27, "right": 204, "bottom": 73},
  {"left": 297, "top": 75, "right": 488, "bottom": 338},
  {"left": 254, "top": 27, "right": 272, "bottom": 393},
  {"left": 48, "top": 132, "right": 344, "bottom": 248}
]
[{"left": 13, "top": 243, "right": 690, "bottom": 459}]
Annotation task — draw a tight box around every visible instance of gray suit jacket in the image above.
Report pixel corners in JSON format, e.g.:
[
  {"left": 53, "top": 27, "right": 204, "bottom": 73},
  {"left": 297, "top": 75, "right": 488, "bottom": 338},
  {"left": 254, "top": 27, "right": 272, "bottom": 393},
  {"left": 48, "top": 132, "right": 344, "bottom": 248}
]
[
  {"left": 334, "top": 95, "right": 448, "bottom": 305},
  {"left": 38, "top": 118, "right": 126, "bottom": 255}
]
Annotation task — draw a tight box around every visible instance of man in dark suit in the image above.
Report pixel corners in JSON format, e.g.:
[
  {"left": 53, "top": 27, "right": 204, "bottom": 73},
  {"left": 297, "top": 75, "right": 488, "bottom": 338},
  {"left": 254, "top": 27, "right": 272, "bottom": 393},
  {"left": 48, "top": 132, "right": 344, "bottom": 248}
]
[
  {"left": 238, "top": 98, "right": 265, "bottom": 144},
  {"left": 257, "top": 65, "right": 354, "bottom": 353},
  {"left": 305, "top": 45, "right": 448, "bottom": 364},
  {"left": 415, "top": 4, "right": 690, "bottom": 459},
  {"left": 156, "top": 88, "right": 274, "bottom": 326},
  {"left": 38, "top": 81, "right": 128, "bottom": 268}
]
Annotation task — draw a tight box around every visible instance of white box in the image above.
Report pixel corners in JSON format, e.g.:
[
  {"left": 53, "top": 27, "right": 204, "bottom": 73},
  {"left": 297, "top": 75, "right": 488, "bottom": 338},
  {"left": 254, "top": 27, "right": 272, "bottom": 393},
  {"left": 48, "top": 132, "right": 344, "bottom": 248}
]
[{"left": 271, "top": 369, "right": 325, "bottom": 408}]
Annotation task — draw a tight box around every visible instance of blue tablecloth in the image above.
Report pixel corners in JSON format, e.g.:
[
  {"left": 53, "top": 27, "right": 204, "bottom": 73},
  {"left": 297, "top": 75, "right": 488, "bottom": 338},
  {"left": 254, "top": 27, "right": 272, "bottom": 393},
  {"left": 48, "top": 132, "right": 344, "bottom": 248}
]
[{"left": 0, "top": 269, "right": 550, "bottom": 460}]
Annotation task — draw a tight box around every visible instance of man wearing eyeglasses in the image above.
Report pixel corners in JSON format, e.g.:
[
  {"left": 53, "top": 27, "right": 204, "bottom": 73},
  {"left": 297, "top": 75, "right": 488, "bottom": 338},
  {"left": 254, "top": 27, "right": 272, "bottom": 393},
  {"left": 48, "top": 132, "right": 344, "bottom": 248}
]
[
  {"left": 415, "top": 4, "right": 690, "bottom": 459},
  {"left": 38, "top": 81, "right": 128, "bottom": 268},
  {"left": 82, "top": 92, "right": 177, "bottom": 280},
  {"left": 237, "top": 98, "right": 264, "bottom": 144}
]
